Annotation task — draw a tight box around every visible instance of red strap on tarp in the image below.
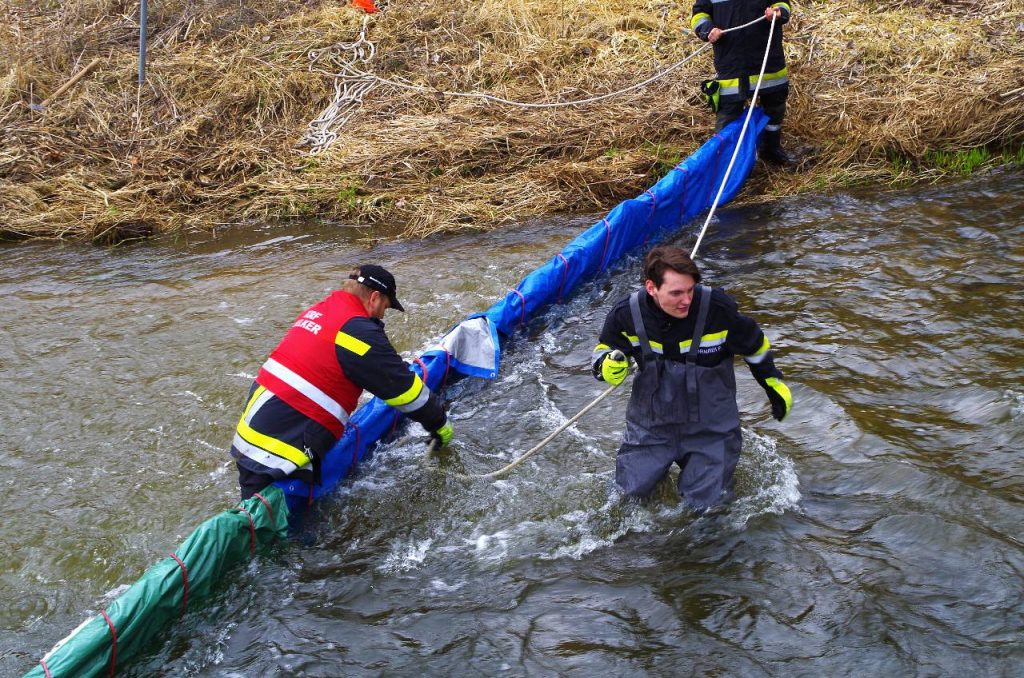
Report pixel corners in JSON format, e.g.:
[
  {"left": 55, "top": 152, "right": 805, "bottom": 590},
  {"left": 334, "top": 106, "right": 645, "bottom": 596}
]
[
  {"left": 599, "top": 218, "right": 612, "bottom": 272},
  {"left": 556, "top": 253, "right": 569, "bottom": 302},
  {"left": 252, "top": 492, "right": 274, "bottom": 523},
  {"left": 99, "top": 609, "right": 117, "bottom": 677},
  {"left": 414, "top": 357, "right": 428, "bottom": 384},
  {"left": 441, "top": 349, "right": 452, "bottom": 388},
  {"left": 510, "top": 289, "right": 527, "bottom": 326},
  {"left": 349, "top": 421, "right": 362, "bottom": 469},
  {"left": 169, "top": 552, "right": 189, "bottom": 615},
  {"left": 233, "top": 507, "right": 256, "bottom": 556}
]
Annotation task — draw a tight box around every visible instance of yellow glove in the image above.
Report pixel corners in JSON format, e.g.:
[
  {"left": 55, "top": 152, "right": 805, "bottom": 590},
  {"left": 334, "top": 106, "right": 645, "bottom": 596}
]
[
  {"left": 763, "top": 377, "right": 792, "bottom": 421},
  {"left": 601, "top": 350, "right": 629, "bottom": 386},
  {"left": 430, "top": 416, "right": 453, "bottom": 447}
]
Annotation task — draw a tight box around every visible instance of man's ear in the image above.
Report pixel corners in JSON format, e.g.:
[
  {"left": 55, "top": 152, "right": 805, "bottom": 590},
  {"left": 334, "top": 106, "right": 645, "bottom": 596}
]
[{"left": 644, "top": 279, "right": 657, "bottom": 295}]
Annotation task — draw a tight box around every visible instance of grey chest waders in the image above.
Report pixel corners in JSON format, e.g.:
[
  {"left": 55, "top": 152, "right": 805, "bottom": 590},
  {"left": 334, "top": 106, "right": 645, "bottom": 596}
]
[{"left": 615, "top": 287, "right": 743, "bottom": 508}]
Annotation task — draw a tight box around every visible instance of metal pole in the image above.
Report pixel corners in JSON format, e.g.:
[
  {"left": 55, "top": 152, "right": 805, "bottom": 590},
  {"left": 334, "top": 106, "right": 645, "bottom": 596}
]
[{"left": 138, "top": 0, "right": 148, "bottom": 84}]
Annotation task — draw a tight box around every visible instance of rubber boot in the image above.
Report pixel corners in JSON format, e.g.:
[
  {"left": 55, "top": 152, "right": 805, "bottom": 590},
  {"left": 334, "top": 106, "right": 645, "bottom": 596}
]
[{"left": 759, "top": 129, "right": 794, "bottom": 167}]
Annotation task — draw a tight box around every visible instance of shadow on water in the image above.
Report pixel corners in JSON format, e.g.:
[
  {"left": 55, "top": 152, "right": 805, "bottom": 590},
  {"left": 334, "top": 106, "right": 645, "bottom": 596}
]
[{"left": 3, "top": 172, "right": 1024, "bottom": 675}]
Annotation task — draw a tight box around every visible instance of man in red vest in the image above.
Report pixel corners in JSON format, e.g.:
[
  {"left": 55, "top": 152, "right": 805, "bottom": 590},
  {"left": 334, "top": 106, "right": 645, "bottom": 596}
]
[{"left": 230, "top": 264, "right": 452, "bottom": 499}]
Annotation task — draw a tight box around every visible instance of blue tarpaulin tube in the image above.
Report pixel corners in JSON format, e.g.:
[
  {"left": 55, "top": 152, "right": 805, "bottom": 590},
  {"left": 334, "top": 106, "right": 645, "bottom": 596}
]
[
  {"left": 279, "top": 110, "right": 767, "bottom": 508},
  {"left": 26, "top": 112, "right": 767, "bottom": 676}
]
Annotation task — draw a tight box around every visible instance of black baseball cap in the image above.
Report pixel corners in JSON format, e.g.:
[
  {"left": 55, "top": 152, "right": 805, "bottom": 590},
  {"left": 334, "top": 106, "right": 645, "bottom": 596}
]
[{"left": 349, "top": 264, "right": 405, "bottom": 312}]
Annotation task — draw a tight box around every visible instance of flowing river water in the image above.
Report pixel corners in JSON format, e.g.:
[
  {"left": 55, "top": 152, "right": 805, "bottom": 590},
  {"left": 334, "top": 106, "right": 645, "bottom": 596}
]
[{"left": 2, "top": 171, "right": 1022, "bottom": 676}]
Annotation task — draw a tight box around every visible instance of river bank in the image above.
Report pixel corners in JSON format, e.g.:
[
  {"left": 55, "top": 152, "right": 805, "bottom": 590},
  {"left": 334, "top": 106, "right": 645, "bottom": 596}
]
[{"left": 2, "top": 0, "right": 1023, "bottom": 243}]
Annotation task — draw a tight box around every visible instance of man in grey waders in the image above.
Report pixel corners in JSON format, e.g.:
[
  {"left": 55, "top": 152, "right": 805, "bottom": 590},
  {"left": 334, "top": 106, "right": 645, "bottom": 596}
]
[{"left": 592, "top": 246, "right": 792, "bottom": 509}]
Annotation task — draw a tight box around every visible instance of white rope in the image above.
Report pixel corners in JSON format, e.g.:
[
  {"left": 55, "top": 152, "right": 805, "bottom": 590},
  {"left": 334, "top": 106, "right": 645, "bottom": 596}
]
[
  {"left": 690, "top": 13, "right": 777, "bottom": 260},
  {"left": 451, "top": 16, "right": 775, "bottom": 480},
  {"left": 298, "top": 18, "right": 379, "bottom": 155},
  {"left": 362, "top": 46, "right": 710, "bottom": 110},
  {"left": 453, "top": 383, "right": 619, "bottom": 480},
  {"left": 299, "top": 15, "right": 765, "bottom": 154}
]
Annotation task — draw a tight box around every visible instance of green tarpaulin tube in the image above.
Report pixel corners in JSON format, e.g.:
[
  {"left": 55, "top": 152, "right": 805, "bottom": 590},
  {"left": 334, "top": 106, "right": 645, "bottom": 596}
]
[{"left": 25, "top": 487, "right": 289, "bottom": 678}]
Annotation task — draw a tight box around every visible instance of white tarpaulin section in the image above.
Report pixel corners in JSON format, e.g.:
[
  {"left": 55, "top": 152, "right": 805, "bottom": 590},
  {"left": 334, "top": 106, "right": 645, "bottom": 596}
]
[{"left": 429, "top": 315, "right": 501, "bottom": 380}]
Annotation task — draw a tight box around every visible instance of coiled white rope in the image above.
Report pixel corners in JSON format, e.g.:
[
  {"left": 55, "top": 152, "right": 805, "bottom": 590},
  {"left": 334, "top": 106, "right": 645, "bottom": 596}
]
[
  {"left": 298, "top": 18, "right": 379, "bottom": 154},
  {"left": 299, "top": 15, "right": 766, "bottom": 154}
]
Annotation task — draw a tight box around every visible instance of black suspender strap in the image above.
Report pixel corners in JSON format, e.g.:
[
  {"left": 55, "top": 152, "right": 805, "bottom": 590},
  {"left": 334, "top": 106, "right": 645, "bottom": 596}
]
[
  {"left": 685, "top": 285, "right": 711, "bottom": 422},
  {"left": 628, "top": 291, "right": 654, "bottom": 371}
]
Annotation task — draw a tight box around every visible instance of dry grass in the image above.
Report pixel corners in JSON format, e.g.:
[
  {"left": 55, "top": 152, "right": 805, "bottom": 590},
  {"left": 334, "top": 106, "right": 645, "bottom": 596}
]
[{"left": 1, "top": 0, "right": 1022, "bottom": 242}]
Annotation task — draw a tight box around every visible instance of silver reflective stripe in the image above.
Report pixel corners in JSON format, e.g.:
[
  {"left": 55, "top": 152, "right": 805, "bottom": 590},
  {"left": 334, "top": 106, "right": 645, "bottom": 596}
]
[
  {"left": 243, "top": 387, "right": 274, "bottom": 425},
  {"left": 745, "top": 338, "right": 772, "bottom": 364},
  {"left": 758, "top": 75, "right": 789, "bottom": 89},
  {"left": 261, "top": 357, "right": 348, "bottom": 425},
  {"left": 232, "top": 432, "right": 302, "bottom": 474},
  {"left": 392, "top": 384, "right": 430, "bottom": 414}
]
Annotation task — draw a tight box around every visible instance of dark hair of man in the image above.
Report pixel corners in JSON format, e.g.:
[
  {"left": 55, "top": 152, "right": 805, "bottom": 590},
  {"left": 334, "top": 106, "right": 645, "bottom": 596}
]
[{"left": 643, "top": 245, "right": 702, "bottom": 287}]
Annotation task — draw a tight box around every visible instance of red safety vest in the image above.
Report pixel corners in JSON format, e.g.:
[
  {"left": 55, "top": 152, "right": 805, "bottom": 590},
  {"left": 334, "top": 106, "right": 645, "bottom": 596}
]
[{"left": 256, "top": 291, "right": 367, "bottom": 438}]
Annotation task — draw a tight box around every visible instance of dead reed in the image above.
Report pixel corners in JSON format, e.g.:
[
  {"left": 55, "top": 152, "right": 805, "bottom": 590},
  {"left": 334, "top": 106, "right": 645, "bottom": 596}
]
[{"left": 1, "top": 0, "right": 1022, "bottom": 242}]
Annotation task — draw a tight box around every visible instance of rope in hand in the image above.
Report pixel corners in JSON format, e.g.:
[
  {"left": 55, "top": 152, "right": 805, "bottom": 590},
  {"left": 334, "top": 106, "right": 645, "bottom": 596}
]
[
  {"left": 690, "top": 12, "right": 777, "bottom": 259},
  {"left": 379, "top": 16, "right": 774, "bottom": 479},
  {"left": 447, "top": 16, "right": 778, "bottom": 480},
  {"left": 300, "top": 15, "right": 766, "bottom": 154}
]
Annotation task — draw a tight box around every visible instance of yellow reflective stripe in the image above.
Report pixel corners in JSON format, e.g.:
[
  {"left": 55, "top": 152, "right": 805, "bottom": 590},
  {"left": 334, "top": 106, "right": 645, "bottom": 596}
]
[
  {"left": 232, "top": 433, "right": 297, "bottom": 473},
  {"left": 335, "top": 331, "right": 370, "bottom": 356},
  {"left": 701, "top": 330, "right": 727, "bottom": 347},
  {"left": 759, "top": 67, "right": 788, "bottom": 82},
  {"left": 771, "top": 2, "right": 791, "bottom": 14},
  {"left": 385, "top": 376, "right": 424, "bottom": 408},
  {"left": 236, "top": 420, "right": 310, "bottom": 467},
  {"left": 679, "top": 332, "right": 727, "bottom": 352},
  {"left": 745, "top": 336, "right": 772, "bottom": 364},
  {"left": 242, "top": 385, "right": 267, "bottom": 420},
  {"left": 624, "top": 332, "right": 662, "bottom": 353},
  {"left": 690, "top": 12, "right": 711, "bottom": 31},
  {"left": 594, "top": 343, "right": 611, "bottom": 352}
]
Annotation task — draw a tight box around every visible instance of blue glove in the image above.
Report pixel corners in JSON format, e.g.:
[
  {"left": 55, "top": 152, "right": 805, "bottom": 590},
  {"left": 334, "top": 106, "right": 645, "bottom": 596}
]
[{"left": 601, "top": 350, "right": 629, "bottom": 386}]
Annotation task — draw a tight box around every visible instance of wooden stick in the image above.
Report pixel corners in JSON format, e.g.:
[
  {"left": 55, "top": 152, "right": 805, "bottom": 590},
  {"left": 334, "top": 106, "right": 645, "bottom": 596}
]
[{"left": 40, "top": 57, "right": 102, "bottom": 107}]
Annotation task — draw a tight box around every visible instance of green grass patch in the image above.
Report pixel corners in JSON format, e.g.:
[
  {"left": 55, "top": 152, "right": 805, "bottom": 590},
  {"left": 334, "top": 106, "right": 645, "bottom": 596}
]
[{"left": 923, "top": 147, "right": 991, "bottom": 175}]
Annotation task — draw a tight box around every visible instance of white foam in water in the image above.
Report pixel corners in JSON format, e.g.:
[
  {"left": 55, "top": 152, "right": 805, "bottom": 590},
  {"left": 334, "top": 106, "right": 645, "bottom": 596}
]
[
  {"left": 544, "top": 496, "right": 658, "bottom": 561},
  {"left": 471, "top": 528, "right": 514, "bottom": 564},
  {"left": 427, "top": 578, "right": 466, "bottom": 593},
  {"left": 1009, "top": 389, "right": 1024, "bottom": 419},
  {"left": 379, "top": 537, "right": 434, "bottom": 574},
  {"left": 729, "top": 428, "right": 802, "bottom": 530}
]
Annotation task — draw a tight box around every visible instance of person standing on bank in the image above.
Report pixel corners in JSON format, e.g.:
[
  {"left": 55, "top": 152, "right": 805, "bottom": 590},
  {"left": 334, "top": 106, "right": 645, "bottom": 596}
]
[
  {"left": 690, "top": 1, "right": 794, "bottom": 166},
  {"left": 592, "top": 246, "right": 791, "bottom": 509},
  {"left": 230, "top": 265, "right": 453, "bottom": 500}
]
